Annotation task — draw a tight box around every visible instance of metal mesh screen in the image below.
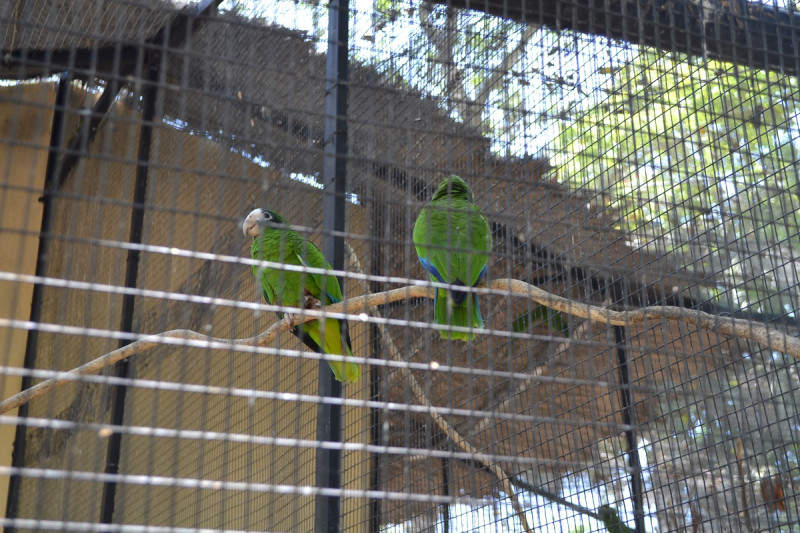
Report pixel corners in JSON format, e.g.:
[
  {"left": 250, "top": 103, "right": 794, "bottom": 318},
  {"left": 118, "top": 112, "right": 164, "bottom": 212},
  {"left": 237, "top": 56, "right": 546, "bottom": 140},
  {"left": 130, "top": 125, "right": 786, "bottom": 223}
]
[{"left": 1, "top": 0, "right": 799, "bottom": 531}]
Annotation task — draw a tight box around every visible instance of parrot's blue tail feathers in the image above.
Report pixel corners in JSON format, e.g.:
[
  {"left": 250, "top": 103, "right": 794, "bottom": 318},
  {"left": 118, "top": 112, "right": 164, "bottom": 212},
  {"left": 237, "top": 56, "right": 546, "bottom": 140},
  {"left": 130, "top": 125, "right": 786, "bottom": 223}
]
[
  {"left": 478, "top": 263, "right": 487, "bottom": 281},
  {"left": 419, "top": 258, "right": 445, "bottom": 283}
]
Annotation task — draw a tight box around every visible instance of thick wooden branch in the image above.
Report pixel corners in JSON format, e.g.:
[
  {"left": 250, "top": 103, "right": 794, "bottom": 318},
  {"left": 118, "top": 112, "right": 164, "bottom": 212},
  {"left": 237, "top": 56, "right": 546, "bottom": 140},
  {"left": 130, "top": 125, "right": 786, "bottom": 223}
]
[
  {"left": 473, "top": 24, "right": 539, "bottom": 111},
  {"left": 1, "top": 278, "right": 797, "bottom": 416},
  {"left": 419, "top": 1, "right": 480, "bottom": 131}
]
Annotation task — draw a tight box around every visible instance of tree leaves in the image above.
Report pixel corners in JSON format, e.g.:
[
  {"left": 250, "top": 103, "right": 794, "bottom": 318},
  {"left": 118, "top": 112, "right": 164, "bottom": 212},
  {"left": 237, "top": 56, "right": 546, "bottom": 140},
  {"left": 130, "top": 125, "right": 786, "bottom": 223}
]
[{"left": 554, "top": 50, "right": 800, "bottom": 312}]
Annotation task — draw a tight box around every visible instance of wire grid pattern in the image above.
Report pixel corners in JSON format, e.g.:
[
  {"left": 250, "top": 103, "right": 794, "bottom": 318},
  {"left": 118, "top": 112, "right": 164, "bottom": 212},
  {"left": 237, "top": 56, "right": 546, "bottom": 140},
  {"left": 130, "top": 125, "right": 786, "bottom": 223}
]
[
  {"left": 0, "top": 0, "right": 175, "bottom": 50},
  {"left": 1, "top": 0, "right": 799, "bottom": 532}
]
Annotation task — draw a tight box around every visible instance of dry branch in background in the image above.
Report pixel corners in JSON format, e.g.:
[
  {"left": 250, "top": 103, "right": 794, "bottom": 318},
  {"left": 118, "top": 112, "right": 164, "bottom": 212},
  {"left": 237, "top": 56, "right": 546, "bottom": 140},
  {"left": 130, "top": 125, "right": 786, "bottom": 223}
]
[{"left": 418, "top": 1, "right": 539, "bottom": 132}]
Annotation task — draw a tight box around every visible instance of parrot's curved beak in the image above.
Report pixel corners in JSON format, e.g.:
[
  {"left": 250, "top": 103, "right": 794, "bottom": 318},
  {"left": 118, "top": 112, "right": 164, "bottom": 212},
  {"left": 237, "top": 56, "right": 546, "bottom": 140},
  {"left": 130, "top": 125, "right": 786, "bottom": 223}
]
[{"left": 242, "top": 211, "right": 261, "bottom": 237}]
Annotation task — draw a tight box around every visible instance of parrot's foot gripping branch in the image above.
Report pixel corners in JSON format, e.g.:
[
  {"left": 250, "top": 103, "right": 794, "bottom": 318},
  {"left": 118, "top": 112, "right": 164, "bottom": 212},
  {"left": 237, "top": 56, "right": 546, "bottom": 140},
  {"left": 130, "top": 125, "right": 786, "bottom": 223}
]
[
  {"left": 282, "top": 295, "right": 323, "bottom": 326},
  {"left": 303, "top": 294, "right": 322, "bottom": 310}
]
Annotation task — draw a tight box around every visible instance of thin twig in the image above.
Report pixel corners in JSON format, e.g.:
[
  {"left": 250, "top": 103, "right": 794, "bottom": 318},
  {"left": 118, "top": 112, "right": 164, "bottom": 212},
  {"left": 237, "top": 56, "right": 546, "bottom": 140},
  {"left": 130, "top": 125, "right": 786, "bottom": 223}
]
[
  {"left": 0, "top": 315, "right": 302, "bottom": 415},
  {"left": 2, "top": 278, "right": 798, "bottom": 414},
  {"left": 491, "top": 278, "right": 800, "bottom": 357},
  {"left": 736, "top": 439, "right": 752, "bottom": 530},
  {"left": 474, "top": 319, "right": 589, "bottom": 435},
  {"left": 473, "top": 24, "right": 539, "bottom": 108},
  {"left": 401, "top": 354, "right": 535, "bottom": 532}
]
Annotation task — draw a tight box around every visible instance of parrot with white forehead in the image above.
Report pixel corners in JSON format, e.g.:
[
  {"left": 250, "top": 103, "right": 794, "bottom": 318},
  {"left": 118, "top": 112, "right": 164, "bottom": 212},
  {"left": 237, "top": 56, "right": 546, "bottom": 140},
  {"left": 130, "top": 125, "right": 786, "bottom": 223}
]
[{"left": 242, "top": 208, "right": 360, "bottom": 383}]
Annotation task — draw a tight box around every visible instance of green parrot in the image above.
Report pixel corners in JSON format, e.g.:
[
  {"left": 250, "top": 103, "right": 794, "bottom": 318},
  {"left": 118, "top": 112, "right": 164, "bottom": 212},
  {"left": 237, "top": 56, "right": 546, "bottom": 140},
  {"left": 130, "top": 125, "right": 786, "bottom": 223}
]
[
  {"left": 412, "top": 176, "right": 492, "bottom": 341},
  {"left": 242, "top": 208, "right": 360, "bottom": 383}
]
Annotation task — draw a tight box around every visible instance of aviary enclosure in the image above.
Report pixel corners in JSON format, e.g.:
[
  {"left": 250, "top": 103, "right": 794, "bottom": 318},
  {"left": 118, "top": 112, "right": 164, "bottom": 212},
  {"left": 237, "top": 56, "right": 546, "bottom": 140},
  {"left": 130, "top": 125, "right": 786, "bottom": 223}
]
[{"left": 1, "top": 0, "right": 799, "bottom": 531}]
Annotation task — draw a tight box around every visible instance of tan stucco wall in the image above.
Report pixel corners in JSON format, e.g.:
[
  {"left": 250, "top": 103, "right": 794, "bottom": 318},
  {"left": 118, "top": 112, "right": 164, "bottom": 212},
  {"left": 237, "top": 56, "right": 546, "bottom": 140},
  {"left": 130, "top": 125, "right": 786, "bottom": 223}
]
[
  {"left": 0, "top": 82, "right": 370, "bottom": 531},
  {"left": 0, "top": 82, "right": 55, "bottom": 514}
]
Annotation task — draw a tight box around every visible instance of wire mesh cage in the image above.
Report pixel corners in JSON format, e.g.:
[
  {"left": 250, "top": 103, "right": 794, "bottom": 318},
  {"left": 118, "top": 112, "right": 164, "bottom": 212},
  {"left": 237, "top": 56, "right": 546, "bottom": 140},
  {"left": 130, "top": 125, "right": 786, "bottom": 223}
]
[{"left": 1, "top": 0, "right": 800, "bottom": 531}]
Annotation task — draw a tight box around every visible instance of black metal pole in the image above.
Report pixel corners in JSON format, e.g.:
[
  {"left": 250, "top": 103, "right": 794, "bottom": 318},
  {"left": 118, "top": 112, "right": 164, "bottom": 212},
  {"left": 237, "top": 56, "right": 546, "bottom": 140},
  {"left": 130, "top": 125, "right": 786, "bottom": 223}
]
[
  {"left": 58, "top": 81, "right": 119, "bottom": 188},
  {"left": 316, "top": 0, "right": 349, "bottom": 530},
  {"left": 441, "top": 455, "right": 450, "bottom": 533},
  {"left": 4, "top": 72, "right": 72, "bottom": 532},
  {"left": 98, "top": 54, "right": 160, "bottom": 528},
  {"left": 367, "top": 203, "right": 384, "bottom": 533},
  {"left": 613, "top": 325, "right": 646, "bottom": 533}
]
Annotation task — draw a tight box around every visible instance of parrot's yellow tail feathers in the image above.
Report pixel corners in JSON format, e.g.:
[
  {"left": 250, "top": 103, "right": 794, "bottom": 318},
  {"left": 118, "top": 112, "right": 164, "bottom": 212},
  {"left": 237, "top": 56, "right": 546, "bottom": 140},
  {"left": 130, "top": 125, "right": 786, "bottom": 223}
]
[
  {"left": 329, "top": 360, "right": 361, "bottom": 384},
  {"left": 342, "top": 362, "right": 361, "bottom": 384}
]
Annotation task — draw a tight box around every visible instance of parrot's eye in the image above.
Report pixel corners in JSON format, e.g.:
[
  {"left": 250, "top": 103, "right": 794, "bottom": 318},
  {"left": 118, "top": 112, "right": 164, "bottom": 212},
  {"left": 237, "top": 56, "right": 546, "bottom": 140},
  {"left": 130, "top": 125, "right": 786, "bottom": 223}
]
[{"left": 262, "top": 211, "right": 272, "bottom": 221}]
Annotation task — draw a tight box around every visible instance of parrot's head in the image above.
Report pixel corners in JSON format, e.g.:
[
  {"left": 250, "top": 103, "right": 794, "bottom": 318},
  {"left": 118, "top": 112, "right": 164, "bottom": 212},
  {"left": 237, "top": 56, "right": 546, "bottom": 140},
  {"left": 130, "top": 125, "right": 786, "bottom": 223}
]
[
  {"left": 242, "top": 208, "right": 288, "bottom": 237},
  {"left": 432, "top": 175, "right": 474, "bottom": 203}
]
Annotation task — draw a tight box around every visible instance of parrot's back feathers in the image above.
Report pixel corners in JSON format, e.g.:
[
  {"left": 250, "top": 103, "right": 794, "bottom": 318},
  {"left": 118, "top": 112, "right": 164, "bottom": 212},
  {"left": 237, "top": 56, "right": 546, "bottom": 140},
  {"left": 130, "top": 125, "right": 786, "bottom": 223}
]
[
  {"left": 413, "top": 176, "right": 491, "bottom": 341},
  {"left": 293, "top": 249, "right": 344, "bottom": 304}
]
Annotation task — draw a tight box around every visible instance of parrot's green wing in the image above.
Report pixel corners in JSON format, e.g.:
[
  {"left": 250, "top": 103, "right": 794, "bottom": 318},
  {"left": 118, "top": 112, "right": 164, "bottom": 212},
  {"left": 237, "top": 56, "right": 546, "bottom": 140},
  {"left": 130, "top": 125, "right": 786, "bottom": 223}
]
[
  {"left": 291, "top": 240, "right": 344, "bottom": 304},
  {"left": 292, "top": 240, "right": 360, "bottom": 384},
  {"left": 258, "top": 280, "right": 276, "bottom": 306},
  {"left": 467, "top": 204, "right": 492, "bottom": 283},
  {"left": 419, "top": 202, "right": 490, "bottom": 288},
  {"left": 251, "top": 239, "right": 277, "bottom": 305}
]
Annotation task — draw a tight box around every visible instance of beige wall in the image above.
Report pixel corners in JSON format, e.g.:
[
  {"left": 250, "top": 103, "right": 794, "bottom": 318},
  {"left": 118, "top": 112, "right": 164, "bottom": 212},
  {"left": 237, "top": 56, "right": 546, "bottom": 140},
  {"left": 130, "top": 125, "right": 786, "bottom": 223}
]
[
  {"left": 0, "top": 82, "right": 55, "bottom": 514},
  {"left": 0, "top": 82, "right": 370, "bottom": 531}
]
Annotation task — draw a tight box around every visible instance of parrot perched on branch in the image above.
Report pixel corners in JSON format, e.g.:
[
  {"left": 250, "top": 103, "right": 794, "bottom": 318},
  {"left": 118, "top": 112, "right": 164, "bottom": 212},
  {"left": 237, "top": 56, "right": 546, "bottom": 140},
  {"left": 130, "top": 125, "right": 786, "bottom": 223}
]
[
  {"left": 412, "top": 176, "right": 492, "bottom": 341},
  {"left": 242, "top": 208, "right": 360, "bottom": 383}
]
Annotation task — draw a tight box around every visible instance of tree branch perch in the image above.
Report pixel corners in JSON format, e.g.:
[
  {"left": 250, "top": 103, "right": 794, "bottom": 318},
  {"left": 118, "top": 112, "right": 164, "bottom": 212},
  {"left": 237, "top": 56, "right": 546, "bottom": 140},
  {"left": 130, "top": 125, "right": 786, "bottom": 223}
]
[{"left": 2, "top": 278, "right": 798, "bottom": 417}]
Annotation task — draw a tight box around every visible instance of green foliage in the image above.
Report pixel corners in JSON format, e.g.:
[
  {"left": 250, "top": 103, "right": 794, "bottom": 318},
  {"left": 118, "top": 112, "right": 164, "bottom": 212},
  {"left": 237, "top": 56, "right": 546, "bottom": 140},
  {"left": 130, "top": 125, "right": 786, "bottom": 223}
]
[
  {"left": 554, "top": 50, "right": 800, "bottom": 313},
  {"left": 356, "top": 6, "right": 800, "bottom": 315},
  {"left": 375, "top": 0, "right": 402, "bottom": 21}
]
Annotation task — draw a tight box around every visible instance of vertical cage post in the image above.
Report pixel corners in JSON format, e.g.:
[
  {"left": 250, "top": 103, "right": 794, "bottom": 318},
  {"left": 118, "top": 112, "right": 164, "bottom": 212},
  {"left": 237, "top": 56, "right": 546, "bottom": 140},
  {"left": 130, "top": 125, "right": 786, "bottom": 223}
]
[
  {"left": 441, "top": 454, "right": 450, "bottom": 533},
  {"left": 367, "top": 204, "right": 384, "bottom": 532},
  {"left": 316, "top": 0, "right": 350, "bottom": 530},
  {"left": 98, "top": 52, "right": 160, "bottom": 527},
  {"left": 613, "top": 324, "right": 646, "bottom": 532},
  {"left": 4, "top": 72, "right": 72, "bottom": 531}
]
